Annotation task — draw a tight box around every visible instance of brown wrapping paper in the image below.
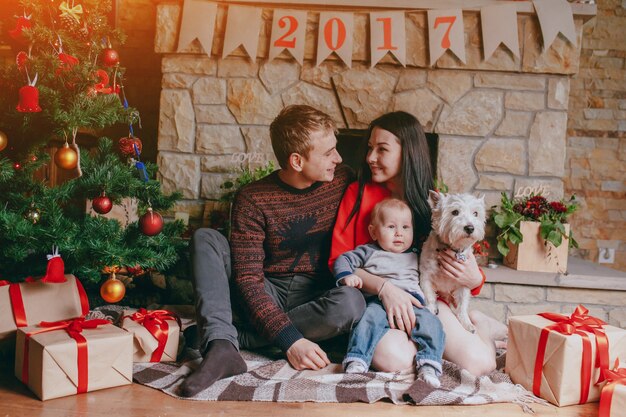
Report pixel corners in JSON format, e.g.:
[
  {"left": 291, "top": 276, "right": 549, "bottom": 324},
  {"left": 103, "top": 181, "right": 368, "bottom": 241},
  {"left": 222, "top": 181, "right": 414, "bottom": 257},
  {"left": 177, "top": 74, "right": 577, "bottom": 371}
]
[
  {"left": 506, "top": 315, "right": 626, "bottom": 406},
  {"left": 121, "top": 310, "right": 179, "bottom": 363},
  {"left": 0, "top": 275, "right": 88, "bottom": 344},
  {"left": 15, "top": 323, "right": 133, "bottom": 401}
]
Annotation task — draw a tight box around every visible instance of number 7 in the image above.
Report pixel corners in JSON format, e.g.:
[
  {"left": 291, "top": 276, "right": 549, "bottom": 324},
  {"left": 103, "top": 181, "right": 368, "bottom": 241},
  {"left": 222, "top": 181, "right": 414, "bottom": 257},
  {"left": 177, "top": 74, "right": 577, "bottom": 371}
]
[{"left": 434, "top": 16, "right": 456, "bottom": 49}]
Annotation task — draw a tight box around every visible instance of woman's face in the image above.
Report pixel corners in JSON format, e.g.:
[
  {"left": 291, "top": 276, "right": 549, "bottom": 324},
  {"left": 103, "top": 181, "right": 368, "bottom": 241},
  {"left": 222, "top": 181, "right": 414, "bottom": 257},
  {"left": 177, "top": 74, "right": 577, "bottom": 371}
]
[{"left": 366, "top": 127, "right": 402, "bottom": 186}]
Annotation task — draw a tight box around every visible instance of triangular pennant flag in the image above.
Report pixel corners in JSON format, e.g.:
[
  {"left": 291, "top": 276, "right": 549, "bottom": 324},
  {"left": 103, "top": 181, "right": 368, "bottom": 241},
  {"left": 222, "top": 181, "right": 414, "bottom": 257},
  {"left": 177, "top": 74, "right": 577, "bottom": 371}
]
[
  {"left": 269, "top": 9, "right": 307, "bottom": 65},
  {"left": 370, "top": 11, "right": 406, "bottom": 68},
  {"left": 427, "top": 9, "right": 465, "bottom": 66},
  {"left": 222, "top": 5, "right": 263, "bottom": 61},
  {"left": 316, "top": 12, "right": 354, "bottom": 68},
  {"left": 533, "top": 0, "right": 577, "bottom": 50},
  {"left": 481, "top": 4, "right": 520, "bottom": 60},
  {"left": 177, "top": 0, "right": 217, "bottom": 55}
]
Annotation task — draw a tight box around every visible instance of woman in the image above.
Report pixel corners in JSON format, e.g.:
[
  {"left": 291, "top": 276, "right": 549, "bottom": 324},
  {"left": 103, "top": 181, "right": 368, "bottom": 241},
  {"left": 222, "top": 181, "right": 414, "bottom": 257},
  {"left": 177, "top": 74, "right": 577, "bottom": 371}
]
[{"left": 329, "top": 111, "right": 506, "bottom": 376}]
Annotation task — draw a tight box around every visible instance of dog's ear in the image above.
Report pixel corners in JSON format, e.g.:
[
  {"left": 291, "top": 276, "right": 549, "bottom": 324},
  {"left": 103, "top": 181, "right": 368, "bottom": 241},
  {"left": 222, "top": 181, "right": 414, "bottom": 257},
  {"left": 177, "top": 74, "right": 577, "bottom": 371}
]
[
  {"left": 428, "top": 190, "right": 440, "bottom": 209},
  {"left": 477, "top": 193, "right": 485, "bottom": 203}
]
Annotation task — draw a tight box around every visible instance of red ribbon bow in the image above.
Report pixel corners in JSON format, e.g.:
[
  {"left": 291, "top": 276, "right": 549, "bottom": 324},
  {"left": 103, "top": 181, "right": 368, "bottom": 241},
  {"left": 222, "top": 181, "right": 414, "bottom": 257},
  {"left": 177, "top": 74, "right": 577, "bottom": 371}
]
[
  {"left": 125, "top": 309, "right": 180, "bottom": 362},
  {"left": 599, "top": 360, "right": 626, "bottom": 417},
  {"left": 21, "top": 318, "right": 111, "bottom": 394},
  {"left": 533, "top": 305, "right": 610, "bottom": 404}
]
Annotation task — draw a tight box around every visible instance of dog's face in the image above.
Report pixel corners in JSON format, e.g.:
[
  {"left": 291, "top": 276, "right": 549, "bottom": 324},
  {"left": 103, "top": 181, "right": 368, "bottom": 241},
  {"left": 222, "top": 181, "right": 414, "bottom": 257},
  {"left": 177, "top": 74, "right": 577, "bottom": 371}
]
[{"left": 428, "top": 191, "right": 486, "bottom": 250}]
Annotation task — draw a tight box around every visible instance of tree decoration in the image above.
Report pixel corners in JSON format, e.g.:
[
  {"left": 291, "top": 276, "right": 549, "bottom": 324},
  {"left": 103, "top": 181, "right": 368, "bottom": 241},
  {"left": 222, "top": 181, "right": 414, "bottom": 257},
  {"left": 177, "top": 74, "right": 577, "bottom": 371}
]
[
  {"left": 24, "top": 203, "right": 41, "bottom": 224},
  {"left": 16, "top": 51, "right": 29, "bottom": 73},
  {"left": 92, "top": 192, "right": 112, "bottom": 214},
  {"left": 139, "top": 208, "right": 163, "bottom": 236},
  {"left": 119, "top": 135, "right": 142, "bottom": 156},
  {"left": 58, "top": 1, "right": 84, "bottom": 31},
  {"left": 54, "top": 142, "right": 78, "bottom": 170},
  {"left": 0, "top": 131, "right": 8, "bottom": 152},
  {"left": 16, "top": 83, "right": 42, "bottom": 113},
  {"left": 101, "top": 47, "right": 120, "bottom": 68},
  {"left": 100, "top": 272, "right": 126, "bottom": 303},
  {"left": 8, "top": 14, "right": 32, "bottom": 43}
]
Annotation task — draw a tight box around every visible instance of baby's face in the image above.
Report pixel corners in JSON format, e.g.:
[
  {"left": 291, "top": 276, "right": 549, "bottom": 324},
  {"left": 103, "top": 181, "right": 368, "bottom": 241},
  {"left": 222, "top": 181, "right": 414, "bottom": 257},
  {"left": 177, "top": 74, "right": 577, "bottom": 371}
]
[{"left": 369, "top": 207, "right": 413, "bottom": 253}]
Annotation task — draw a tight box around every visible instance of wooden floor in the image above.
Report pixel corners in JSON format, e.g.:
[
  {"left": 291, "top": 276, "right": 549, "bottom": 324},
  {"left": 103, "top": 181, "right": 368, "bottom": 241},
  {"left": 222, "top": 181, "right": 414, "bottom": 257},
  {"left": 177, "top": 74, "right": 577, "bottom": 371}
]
[{"left": 0, "top": 369, "right": 599, "bottom": 417}]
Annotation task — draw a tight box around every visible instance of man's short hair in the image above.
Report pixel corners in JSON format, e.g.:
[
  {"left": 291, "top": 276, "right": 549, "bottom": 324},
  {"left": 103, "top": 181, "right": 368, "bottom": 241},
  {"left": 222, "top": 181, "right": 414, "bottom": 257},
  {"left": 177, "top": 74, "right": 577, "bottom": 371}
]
[
  {"left": 269, "top": 105, "right": 336, "bottom": 168},
  {"left": 370, "top": 198, "right": 411, "bottom": 226}
]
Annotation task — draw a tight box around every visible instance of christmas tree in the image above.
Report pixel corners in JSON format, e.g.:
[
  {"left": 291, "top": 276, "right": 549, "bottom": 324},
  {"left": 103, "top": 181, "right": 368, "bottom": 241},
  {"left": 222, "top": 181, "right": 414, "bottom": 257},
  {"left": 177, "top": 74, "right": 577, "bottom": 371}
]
[{"left": 0, "top": 0, "right": 186, "bottom": 300}]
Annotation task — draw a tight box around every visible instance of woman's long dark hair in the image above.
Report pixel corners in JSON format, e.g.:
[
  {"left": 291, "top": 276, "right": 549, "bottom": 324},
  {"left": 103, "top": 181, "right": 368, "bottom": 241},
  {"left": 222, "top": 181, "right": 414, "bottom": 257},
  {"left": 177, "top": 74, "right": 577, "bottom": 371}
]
[{"left": 345, "top": 111, "right": 434, "bottom": 242}]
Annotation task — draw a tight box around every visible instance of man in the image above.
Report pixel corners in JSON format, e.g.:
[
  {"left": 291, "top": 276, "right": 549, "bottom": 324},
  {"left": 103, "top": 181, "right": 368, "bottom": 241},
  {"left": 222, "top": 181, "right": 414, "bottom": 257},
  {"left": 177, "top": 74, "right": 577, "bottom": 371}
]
[{"left": 181, "top": 105, "right": 366, "bottom": 397}]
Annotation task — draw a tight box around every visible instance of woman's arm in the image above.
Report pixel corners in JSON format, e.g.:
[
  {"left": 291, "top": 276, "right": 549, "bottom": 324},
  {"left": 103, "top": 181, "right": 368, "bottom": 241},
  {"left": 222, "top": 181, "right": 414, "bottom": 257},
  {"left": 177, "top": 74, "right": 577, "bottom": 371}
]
[{"left": 354, "top": 268, "right": 422, "bottom": 336}]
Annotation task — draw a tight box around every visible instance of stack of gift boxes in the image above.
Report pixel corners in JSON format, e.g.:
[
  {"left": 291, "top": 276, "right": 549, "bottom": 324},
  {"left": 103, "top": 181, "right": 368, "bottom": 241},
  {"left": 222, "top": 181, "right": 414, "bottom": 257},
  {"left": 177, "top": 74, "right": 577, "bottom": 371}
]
[
  {"left": 2, "top": 262, "right": 180, "bottom": 401},
  {"left": 506, "top": 305, "right": 626, "bottom": 416}
]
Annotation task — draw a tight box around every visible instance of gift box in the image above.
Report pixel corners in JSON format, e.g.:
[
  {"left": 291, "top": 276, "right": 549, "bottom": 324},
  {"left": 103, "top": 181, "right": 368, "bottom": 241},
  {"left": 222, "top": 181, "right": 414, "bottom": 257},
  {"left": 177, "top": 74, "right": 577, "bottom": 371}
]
[
  {"left": 506, "top": 305, "right": 626, "bottom": 406},
  {"left": 599, "top": 361, "right": 626, "bottom": 417},
  {"left": 15, "top": 318, "right": 133, "bottom": 400},
  {"left": 0, "top": 275, "right": 89, "bottom": 344},
  {"left": 121, "top": 308, "right": 180, "bottom": 362}
]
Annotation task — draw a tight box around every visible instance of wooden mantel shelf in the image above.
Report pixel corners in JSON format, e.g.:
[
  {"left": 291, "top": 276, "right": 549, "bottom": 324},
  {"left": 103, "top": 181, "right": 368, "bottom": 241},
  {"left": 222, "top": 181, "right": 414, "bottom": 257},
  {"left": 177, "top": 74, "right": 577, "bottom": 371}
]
[{"left": 485, "top": 257, "right": 626, "bottom": 291}]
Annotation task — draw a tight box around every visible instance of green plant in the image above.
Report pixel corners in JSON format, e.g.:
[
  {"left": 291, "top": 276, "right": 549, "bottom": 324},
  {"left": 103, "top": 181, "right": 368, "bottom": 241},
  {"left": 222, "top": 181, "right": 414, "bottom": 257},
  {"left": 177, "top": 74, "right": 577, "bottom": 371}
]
[
  {"left": 219, "top": 161, "right": 276, "bottom": 203},
  {"left": 492, "top": 192, "right": 578, "bottom": 257}
]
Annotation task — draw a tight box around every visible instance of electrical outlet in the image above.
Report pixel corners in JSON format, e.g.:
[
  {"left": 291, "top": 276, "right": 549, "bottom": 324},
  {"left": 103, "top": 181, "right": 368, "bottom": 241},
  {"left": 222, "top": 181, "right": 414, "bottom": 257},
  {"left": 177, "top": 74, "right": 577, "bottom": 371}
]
[{"left": 598, "top": 248, "right": 615, "bottom": 264}]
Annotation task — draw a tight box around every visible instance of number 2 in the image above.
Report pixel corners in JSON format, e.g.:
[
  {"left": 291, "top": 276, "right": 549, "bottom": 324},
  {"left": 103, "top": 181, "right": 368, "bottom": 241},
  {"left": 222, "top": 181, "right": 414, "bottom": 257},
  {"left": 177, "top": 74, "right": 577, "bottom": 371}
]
[{"left": 274, "top": 15, "right": 298, "bottom": 49}]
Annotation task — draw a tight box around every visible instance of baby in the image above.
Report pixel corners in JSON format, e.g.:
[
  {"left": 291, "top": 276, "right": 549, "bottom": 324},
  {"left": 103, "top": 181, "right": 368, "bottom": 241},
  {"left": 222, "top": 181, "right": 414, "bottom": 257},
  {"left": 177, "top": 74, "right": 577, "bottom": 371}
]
[{"left": 333, "top": 198, "right": 444, "bottom": 387}]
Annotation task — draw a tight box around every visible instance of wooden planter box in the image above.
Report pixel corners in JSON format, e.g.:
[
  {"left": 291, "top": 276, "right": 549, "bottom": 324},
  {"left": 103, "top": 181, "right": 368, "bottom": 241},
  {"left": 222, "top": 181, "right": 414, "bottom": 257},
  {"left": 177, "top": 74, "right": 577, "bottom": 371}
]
[{"left": 504, "top": 221, "right": 570, "bottom": 273}]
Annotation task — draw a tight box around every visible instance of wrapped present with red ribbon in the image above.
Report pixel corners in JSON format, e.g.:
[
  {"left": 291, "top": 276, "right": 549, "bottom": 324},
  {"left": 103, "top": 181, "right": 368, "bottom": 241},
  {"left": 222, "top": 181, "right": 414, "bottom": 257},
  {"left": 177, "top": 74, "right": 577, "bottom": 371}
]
[
  {"left": 121, "top": 308, "right": 180, "bottom": 362},
  {"left": 0, "top": 274, "right": 89, "bottom": 346},
  {"left": 15, "top": 318, "right": 133, "bottom": 400},
  {"left": 506, "top": 305, "right": 626, "bottom": 406},
  {"left": 599, "top": 360, "right": 626, "bottom": 417}
]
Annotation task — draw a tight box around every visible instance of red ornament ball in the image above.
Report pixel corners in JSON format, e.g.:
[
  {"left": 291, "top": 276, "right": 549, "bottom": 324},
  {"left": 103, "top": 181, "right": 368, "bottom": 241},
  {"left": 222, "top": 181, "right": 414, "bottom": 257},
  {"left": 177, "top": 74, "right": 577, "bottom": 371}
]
[
  {"left": 101, "top": 48, "right": 119, "bottom": 67},
  {"left": 92, "top": 193, "right": 113, "bottom": 214},
  {"left": 139, "top": 208, "right": 163, "bottom": 236},
  {"left": 119, "top": 136, "right": 142, "bottom": 156}
]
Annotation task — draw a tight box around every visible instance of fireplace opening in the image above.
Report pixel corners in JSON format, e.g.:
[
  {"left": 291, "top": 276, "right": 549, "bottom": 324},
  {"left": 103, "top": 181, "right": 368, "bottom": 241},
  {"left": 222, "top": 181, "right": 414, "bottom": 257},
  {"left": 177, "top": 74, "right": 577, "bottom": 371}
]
[{"left": 336, "top": 129, "right": 439, "bottom": 175}]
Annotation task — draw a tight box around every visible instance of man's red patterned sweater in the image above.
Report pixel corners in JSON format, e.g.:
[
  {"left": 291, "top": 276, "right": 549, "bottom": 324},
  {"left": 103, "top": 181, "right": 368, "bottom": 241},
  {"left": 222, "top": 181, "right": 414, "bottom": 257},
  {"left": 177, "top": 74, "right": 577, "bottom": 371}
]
[{"left": 230, "top": 165, "right": 352, "bottom": 351}]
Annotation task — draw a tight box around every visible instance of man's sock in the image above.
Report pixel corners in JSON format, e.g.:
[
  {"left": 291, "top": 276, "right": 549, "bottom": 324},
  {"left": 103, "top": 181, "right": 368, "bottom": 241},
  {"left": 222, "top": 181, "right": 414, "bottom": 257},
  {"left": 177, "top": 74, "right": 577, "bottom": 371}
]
[{"left": 179, "top": 339, "right": 247, "bottom": 397}]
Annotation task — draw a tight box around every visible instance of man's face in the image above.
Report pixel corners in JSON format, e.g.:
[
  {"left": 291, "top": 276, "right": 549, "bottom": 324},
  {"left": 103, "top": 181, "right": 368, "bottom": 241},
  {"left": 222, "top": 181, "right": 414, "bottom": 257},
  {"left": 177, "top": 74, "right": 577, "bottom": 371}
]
[{"left": 300, "top": 129, "right": 342, "bottom": 184}]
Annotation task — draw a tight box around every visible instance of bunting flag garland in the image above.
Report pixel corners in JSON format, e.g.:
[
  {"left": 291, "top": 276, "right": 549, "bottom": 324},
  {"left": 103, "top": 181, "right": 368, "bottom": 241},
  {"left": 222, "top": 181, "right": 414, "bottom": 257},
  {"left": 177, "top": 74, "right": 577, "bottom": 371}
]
[
  {"left": 533, "top": 0, "right": 577, "bottom": 49},
  {"left": 316, "top": 12, "right": 354, "bottom": 68},
  {"left": 177, "top": 0, "right": 217, "bottom": 54},
  {"left": 427, "top": 9, "right": 465, "bottom": 66},
  {"left": 481, "top": 4, "right": 520, "bottom": 60},
  {"left": 175, "top": 0, "right": 578, "bottom": 68},
  {"left": 222, "top": 5, "right": 263, "bottom": 61},
  {"left": 268, "top": 9, "right": 308, "bottom": 65},
  {"left": 370, "top": 11, "right": 406, "bottom": 67}
]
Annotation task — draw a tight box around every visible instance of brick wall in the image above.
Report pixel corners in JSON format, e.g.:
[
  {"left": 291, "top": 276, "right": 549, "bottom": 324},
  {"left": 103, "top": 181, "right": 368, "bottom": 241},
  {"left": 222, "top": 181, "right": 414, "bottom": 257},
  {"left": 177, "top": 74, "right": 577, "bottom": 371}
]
[{"left": 566, "top": 0, "right": 626, "bottom": 272}]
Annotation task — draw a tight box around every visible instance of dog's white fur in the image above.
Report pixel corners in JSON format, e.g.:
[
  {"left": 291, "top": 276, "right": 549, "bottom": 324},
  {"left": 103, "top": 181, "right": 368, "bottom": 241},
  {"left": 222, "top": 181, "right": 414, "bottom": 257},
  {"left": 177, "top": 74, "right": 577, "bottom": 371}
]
[{"left": 419, "top": 191, "right": 486, "bottom": 332}]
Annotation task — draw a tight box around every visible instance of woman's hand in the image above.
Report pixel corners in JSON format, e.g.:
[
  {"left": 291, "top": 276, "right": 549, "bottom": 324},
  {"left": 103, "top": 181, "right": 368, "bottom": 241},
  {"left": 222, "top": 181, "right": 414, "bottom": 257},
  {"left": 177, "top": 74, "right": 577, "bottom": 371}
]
[
  {"left": 438, "top": 249, "right": 482, "bottom": 289},
  {"left": 378, "top": 281, "right": 422, "bottom": 336}
]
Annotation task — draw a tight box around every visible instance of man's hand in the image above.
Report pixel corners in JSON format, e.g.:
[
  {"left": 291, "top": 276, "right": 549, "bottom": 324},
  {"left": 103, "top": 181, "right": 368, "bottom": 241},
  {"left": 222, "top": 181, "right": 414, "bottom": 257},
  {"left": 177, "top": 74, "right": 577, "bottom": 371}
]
[
  {"left": 286, "top": 338, "right": 330, "bottom": 371},
  {"left": 438, "top": 249, "right": 482, "bottom": 289},
  {"left": 339, "top": 274, "right": 363, "bottom": 288},
  {"left": 378, "top": 281, "right": 422, "bottom": 336}
]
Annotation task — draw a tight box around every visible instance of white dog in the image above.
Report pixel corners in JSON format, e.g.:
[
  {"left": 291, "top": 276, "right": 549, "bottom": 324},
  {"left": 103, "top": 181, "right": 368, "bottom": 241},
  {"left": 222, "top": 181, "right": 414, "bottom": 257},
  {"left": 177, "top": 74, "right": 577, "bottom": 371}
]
[{"left": 419, "top": 191, "right": 486, "bottom": 332}]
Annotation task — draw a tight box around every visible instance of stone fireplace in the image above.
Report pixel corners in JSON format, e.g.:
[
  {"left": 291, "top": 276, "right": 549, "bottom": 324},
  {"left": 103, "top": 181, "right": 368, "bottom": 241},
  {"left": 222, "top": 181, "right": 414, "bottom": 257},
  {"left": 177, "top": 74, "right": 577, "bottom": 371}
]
[{"left": 153, "top": 1, "right": 593, "bottom": 229}]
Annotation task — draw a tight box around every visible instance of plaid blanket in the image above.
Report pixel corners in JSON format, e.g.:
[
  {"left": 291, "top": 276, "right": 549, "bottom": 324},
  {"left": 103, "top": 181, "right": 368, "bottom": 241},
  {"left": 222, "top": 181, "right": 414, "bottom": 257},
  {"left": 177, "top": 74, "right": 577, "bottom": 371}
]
[{"left": 132, "top": 349, "right": 541, "bottom": 408}]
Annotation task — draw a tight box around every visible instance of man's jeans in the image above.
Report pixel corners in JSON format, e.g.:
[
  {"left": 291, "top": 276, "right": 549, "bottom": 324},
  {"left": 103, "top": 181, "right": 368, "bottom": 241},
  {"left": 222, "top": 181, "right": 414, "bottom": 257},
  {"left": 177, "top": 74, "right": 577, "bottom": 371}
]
[
  {"left": 344, "top": 296, "right": 445, "bottom": 373},
  {"left": 191, "top": 228, "right": 366, "bottom": 353}
]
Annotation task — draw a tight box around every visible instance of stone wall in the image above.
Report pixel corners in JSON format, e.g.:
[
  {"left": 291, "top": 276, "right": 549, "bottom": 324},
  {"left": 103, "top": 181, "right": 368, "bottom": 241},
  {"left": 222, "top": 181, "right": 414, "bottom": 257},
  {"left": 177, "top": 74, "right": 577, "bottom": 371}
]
[
  {"left": 154, "top": 2, "right": 588, "bottom": 237},
  {"left": 474, "top": 281, "right": 626, "bottom": 328},
  {"left": 565, "top": 0, "right": 626, "bottom": 272}
]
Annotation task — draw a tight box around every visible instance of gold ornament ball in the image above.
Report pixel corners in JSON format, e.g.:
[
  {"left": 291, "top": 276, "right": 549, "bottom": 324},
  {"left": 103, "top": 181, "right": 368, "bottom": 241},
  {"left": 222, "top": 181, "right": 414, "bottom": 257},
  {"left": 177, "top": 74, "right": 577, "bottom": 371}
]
[
  {"left": 25, "top": 208, "right": 41, "bottom": 224},
  {"left": 100, "top": 276, "right": 126, "bottom": 303},
  {"left": 0, "top": 130, "right": 7, "bottom": 151},
  {"left": 54, "top": 143, "right": 78, "bottom": 170}
]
